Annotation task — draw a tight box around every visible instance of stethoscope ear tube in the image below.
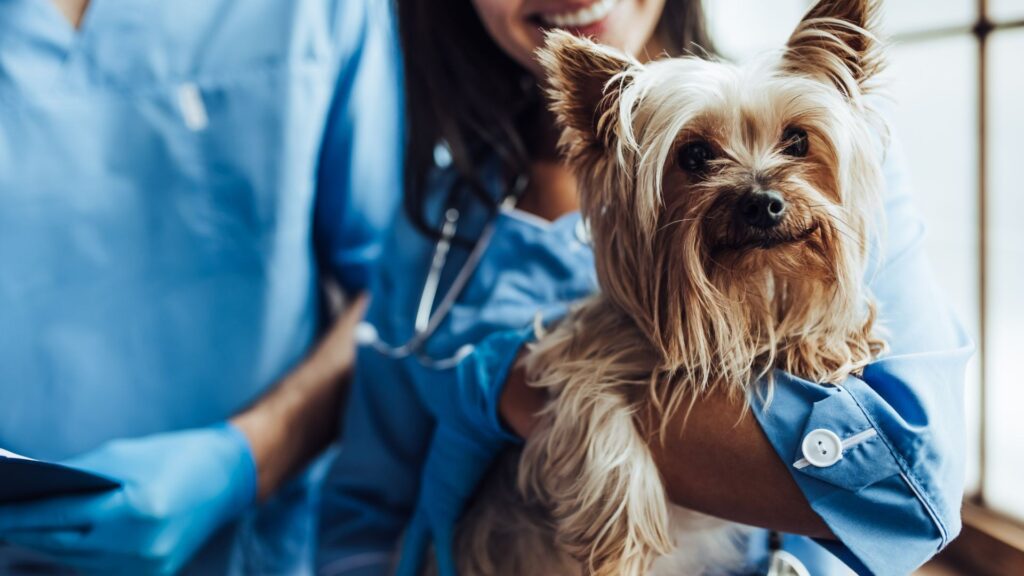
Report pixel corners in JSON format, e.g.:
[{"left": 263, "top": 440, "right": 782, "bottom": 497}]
[{"left": 414, "top": 207, "right": 460, "bottom": 335}]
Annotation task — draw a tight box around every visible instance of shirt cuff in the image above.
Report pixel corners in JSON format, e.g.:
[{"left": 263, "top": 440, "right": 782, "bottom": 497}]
[
  {"left": 458, "top": 325, "right": 539, "bottom": 445},
  {"left": 751, "top": 371, "right": 944, "bottom": 575},
  {"left": 217, "top": 421, "right": 259, "bottom": 519}
]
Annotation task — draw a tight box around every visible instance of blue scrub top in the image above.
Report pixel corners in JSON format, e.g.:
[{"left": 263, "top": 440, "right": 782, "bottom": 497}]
[
  {"left": 317, "top": 131, "right": 972, "bottom": 575},
  {"left": 0, "top": 0, "right": 402, "bottom": 573}
]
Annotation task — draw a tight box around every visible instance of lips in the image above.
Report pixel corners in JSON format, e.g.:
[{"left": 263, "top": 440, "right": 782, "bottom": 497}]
[{"left": 536, "top": 0, "right": 619, "bottom": 28}]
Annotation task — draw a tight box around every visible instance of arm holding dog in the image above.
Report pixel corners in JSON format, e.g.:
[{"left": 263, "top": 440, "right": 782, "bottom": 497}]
[{"left": 503, "top": 363, "right": 834, "bottom": 539}]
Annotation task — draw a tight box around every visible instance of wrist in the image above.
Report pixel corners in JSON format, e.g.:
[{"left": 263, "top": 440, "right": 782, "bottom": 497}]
[
  {"left": 215, "top": 421, "right": 259, "bottom": 516},
  {"left": 230, "top": 404, "right": 287, "bottom": 501},
  {"left": 498, "top": 363, "right": 546, "bottom": 439}
]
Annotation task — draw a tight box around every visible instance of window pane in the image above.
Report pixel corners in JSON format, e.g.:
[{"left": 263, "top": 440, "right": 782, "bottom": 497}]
[
  {"left": 882, "top": 0, "right": 975, "bottom": 35},
  {"left": 990, "top": 0, "right": 1024, "bottom": 22},
  {"left": 889, "top": 36, "right": 982, "bottom": 493},
  {"left": 985, "top": 28, "right": 1024, "bottom": 522},
  {"left": 705, "top": 0, "right": 809, "bottom": 61}
]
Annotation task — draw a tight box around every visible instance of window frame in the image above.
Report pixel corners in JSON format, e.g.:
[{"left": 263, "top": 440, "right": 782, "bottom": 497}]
[{"left": 892, "top": 0, "right": 1024, "bottom": 569}]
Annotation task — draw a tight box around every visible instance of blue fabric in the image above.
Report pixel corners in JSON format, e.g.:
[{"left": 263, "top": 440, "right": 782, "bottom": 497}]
[
  {"left": 789, "top": 388, "right": 904, "bottom": 492},
  {"left": 0, "top": 0, "right": 402, "bottom": 573}
]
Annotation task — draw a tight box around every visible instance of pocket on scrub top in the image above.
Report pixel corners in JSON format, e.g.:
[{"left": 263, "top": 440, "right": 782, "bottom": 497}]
[{"left": 158, "top": 59, "right": 334, "bottom": 248}]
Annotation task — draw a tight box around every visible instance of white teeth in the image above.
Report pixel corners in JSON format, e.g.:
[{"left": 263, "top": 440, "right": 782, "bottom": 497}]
[{"left": 539, "top": 0, "right": 618, "bottom": 28}]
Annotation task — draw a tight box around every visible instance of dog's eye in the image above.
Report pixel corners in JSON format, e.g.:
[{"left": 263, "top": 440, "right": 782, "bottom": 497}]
[
  {"left": 781, "top": 127, "right": 809, "bottom": 157},
  {"left": 677, "top": 141, "right": 714, "bottom": 174}
]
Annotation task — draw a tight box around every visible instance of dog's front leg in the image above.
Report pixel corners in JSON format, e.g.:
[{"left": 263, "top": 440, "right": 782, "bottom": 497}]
[{"left": 517, "top": 376, "right": 673, "bottom": 576}]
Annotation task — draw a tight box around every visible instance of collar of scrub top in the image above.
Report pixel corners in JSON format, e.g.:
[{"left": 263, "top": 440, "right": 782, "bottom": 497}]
[
  {"left": 355, "top": 171, "right": 532, "bottom": 369},
  {"left": 0, "top": 0, "right": 157, "bottom": 87}
]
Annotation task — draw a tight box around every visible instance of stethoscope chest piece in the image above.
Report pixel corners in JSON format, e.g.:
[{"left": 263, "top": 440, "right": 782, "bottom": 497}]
[{"left": 766, "top": 549, "right": 810, "bottom": 576}]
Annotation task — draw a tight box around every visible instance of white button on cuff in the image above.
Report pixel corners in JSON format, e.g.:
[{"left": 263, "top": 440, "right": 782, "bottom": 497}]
[
  {"left": 793, "top": 428, "right": 879, "bottom": 470},
  {"left": 800, "top": 428, "right": 844, "bottom": 468}
]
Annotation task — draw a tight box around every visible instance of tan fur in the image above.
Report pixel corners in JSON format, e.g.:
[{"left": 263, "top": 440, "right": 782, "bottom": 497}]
[{"left": 454, "top": 1, "right": 889, "bottom": 574}]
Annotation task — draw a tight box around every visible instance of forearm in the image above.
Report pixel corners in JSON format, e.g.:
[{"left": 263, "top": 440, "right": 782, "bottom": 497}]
[
  {"left": 500, "top": 362, "right": 832, "bottom": 538},
  {"left": 233, "top": 295, "right": 368, "bottom": 500},
  {"left": 645, "top": 389, "right": 832, "bottom": 538}
]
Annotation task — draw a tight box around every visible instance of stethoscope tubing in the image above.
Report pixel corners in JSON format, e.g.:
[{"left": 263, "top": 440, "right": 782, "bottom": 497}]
[{"left": 355, "top": 200, "right": 506, "bottom": 369}]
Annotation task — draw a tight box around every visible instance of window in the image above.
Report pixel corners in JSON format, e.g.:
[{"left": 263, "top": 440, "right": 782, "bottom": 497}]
[
  {"left": 986, "top": 24, "right": 1024, "bottom": 523},
  {"left": 706, "top": 0, "right": 1024, "bottom": 552},
  {"left": 884, "top": 0, "right": 1024, "bottom": 527}
]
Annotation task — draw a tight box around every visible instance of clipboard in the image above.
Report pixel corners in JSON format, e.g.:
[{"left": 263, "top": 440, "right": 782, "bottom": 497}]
[{"left": 0, "top": 449, "right": 121, "bottom": 504}]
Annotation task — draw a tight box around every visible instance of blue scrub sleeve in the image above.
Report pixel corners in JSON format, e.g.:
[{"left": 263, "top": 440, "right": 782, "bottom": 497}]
[
  {"left": 751, "top": 139, "right": 973, "bottom": 575},
  {"left": 314, "top": 0, "right": 403, "bottom": 294},
  {"left": 419, "top": 327, "right": 535, "bottom": 444}
]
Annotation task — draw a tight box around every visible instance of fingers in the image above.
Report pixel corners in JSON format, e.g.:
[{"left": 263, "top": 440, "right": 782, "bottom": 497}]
[
  {"left": 318, "top": 292, "right": 372, "bottom": 370},
  {"left": 342, "top": 293, "right": 371, "bottom": 326},
  {"left": 2, "top": 530, "right": 87, "bottom": 552},
  {"left": 394, "top": 513, "right": 429, "bottom": 576},
  {"left": 0, "top": 534, "right": 164, "bottom": 576},
  {"left": 334, "top": 292, "right": 371, "bottom": 342},
  {"left": 0, "top": 491, "right": 124, "bottom": 533}
]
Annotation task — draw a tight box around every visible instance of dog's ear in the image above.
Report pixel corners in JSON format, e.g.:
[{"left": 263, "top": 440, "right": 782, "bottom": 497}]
[
  {"left": 783, "top": 0, "right": 884, "bottom": 97},
  {"left": 537, "top": 30, "right": 638, "bottom": 147}
]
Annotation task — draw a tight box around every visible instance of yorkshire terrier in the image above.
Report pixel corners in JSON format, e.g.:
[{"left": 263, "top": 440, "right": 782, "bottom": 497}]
[{"left": 455, "top": 0, "right": 889, "bottom": 574}]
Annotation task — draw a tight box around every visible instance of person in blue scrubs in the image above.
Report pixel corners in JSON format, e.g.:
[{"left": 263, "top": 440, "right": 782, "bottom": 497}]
[
  {"left": 0, "top": 0, "right": 401, "bottom": 573},
  {"left": 316, "top": 0, "right": 972, "bottom": 574}
]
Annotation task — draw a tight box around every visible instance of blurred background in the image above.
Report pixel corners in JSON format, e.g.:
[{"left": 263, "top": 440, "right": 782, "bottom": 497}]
[{"left": 705, "top": 1, "right": 1023, "bottom": 573}]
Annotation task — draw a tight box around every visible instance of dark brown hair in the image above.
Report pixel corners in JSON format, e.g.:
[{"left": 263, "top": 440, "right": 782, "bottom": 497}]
[{"left": 396, "top": 0, "right": 716, "bottom": 238}]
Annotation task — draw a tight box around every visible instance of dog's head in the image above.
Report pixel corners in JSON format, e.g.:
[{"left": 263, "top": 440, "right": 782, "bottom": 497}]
[{"left": 540, "top": 0, "right": 887, "bottom": 389}]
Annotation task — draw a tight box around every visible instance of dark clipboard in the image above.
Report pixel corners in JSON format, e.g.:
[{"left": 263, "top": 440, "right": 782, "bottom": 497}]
[{"left": 0, "top": 455, "right": 121, "bottom": 504}]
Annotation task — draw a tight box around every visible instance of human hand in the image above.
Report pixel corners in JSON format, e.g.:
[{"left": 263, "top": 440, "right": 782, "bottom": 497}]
[
  {"left": 395, "top": 426, "right": 504, "bottom": 576},
  {"left": 394, "top": 327, "right": 539, "bottom": 576},
  {"left": 0, "top": 424, "right": 255, "bottom": 575}
]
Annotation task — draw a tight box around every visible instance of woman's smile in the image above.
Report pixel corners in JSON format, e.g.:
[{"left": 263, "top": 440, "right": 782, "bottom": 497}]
[
  {"left": 472, "top": 0, "right": 665, "bottom": 77},
  {"left": 531, "top": 0, "right": 621, "bottom": 34}
]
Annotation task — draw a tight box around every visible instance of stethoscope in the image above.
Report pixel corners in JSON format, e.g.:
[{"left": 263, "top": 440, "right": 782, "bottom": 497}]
[
  {"left": 354, "top": 174, "right": 529, "bottom": 370},
  {"left": 765, "top": 532, "right": 811, "bottom": 576}
]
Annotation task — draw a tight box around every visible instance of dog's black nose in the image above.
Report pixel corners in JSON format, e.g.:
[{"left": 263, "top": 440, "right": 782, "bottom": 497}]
[{"left": 737, "top": 190, "right": 787, "bottom": 229}]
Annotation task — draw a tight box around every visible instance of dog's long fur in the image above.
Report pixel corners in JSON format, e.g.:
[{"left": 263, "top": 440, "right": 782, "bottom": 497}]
[{"left": 455, "top": 1, "right": 889, "bottom": 574}]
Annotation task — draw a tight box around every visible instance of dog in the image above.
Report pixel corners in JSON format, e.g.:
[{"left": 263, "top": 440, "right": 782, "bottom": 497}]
[{"left": 455, "top": 0, "right": 889, "bottom": 574}]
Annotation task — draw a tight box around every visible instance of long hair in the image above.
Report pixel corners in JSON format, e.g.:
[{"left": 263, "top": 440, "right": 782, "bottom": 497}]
[{"left": 395, "top": 0, "right": 716, "bottom": 239}]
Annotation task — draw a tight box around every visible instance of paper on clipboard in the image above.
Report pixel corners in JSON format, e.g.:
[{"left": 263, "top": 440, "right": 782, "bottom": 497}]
[
  {"left": 0, "top": 448, "right": 31, "bottom": 460},
  {"left": 0, "top": 448, "right": 121, "bottom": 504}
]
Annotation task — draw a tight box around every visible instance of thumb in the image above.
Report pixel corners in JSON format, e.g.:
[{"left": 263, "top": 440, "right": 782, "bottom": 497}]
[{"left": 339, "top": 292, "right": 370, "bottom": 331}]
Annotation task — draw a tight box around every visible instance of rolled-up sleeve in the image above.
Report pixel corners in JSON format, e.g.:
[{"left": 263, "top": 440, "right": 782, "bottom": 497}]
[
  {"left": 314, "top": 0, "right": 403, "bottom": 294},
  {"left": 751, "top": 136, "right": 974, "bottom": 575}
]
